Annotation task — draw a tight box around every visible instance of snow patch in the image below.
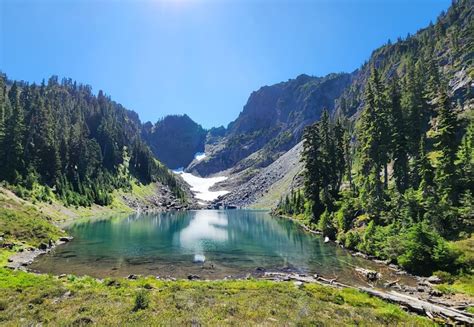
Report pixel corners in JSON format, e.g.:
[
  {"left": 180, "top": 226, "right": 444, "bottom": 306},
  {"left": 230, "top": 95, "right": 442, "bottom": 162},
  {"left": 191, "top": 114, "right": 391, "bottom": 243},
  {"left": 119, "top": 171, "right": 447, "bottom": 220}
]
[
  {"left": 175, "top": 172, "right": 229, "bottom": 202},
  {"left": 194, "top": 152, "right": 206, "bottom": 161}
]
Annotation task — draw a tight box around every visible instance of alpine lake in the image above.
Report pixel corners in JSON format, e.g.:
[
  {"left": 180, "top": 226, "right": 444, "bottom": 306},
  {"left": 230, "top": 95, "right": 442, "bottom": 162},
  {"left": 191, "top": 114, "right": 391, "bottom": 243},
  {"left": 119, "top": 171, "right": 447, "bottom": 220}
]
[{"left": 30, "top": 210, "right": 416, "bottom": 288}]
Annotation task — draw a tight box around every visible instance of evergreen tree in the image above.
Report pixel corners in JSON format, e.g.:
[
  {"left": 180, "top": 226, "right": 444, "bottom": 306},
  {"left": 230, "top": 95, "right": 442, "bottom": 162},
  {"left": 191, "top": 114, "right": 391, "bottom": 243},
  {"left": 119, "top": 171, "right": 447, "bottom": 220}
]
[
  {"left": 401, "top": 65, "right": 424, "bottom": 156},
  {"left": 356, "top": 68, "right": 385, "bottom": 218},
  {"left": 434, "top": 89, "right": 458, "bottom": 204},
  {"left": 302, "top": 123, "right": 324, "bottom": 221},
  {"left": 334, "top": 118, "right": 346, "bottom": 193},
  {"left": 456, "top": 118, "right": 474, "bottom": 196},
  {"left": 388, "top": 76, "right": 410, "bottom": 193},
  {"left": 1, "top": 83, "right": 25, "bottom": 182}
]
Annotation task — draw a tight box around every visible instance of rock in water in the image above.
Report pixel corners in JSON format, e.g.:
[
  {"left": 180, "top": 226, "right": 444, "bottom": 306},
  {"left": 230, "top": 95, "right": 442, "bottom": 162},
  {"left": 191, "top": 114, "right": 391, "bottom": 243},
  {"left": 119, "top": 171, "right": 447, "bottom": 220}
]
[
  {"left": 324, "top": 236, "right": 330, "bottom": 243},
  {"left": 193, "top": 254, "right": 205, "bottom": 263}
]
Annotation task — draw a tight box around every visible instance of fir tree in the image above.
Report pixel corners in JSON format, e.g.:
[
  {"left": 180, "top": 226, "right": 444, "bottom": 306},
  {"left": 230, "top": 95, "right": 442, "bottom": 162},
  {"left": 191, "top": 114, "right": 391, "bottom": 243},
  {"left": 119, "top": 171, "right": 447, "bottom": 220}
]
[
  {"left": 302, "top": 123, "right": 324, "bottom": 221},
  {"left": 434, "top": 89, "right": 458, "bottom": 204},
  {"left": 357, "top": 67, "right": 385, "bottom": 218},
  {"left": 388, "top": 76, "right": 410, "bottom": 193},
  {"left": 1, "top": 83, "right": 25, "bottom": 182}
]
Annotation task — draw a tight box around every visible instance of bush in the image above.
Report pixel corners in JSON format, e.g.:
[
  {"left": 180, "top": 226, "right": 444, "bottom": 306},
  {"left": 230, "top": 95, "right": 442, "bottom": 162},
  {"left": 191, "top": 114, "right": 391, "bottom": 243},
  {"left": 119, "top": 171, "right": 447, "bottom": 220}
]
[
  {"left": 398, "top": 222, "right": 460, "bottom": 276},
  {"left": 318, "top": 210, "right": 336, "bottom": 239},
  {"left": 132, "top": 289, "right": 149, "bottom": 312},
  {"left": 335, "top": 192, "right": 360, "bottom": 232},
  {"left": 344, "top": 231, "right": 361, "bottom": 250}
]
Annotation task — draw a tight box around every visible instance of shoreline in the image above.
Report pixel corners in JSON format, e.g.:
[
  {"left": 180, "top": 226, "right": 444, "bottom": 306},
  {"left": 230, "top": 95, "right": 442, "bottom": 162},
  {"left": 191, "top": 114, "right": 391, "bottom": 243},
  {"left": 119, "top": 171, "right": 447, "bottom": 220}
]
[
  {"left": 271, "top": 212, "right": 411, "bottom": 274},
  {"left": 3, "top": 208, "right": 473, "bottom": 324}
]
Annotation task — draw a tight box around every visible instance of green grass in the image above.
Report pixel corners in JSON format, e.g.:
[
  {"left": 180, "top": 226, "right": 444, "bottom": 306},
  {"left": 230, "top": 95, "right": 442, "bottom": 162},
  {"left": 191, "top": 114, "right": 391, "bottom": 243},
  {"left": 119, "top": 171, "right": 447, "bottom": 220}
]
[
  {"left": 0, "top": 267, "right": 433, "bottom": 326},
  {"left": 436, "top": 274, "right": 474, "bottom": 297},
  {"left": 0, "top": 192, "right": 64, "bottom": 248}
]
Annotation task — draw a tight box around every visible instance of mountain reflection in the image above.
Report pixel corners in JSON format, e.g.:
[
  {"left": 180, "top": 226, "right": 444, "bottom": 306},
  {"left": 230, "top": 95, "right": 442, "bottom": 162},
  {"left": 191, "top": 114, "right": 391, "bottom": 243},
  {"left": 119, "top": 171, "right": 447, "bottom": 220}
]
[
  {"left": 178, "top": 210, "right": 229, "bottom": 252},
  {"left": 30, "top": 210, "right": 397, "bottom": 284}
]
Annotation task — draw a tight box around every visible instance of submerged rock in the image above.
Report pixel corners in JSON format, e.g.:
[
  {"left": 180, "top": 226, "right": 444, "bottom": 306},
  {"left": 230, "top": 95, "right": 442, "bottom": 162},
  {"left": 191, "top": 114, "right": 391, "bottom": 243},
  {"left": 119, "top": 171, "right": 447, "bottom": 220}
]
[{"left": 193, "top": 254, "right": 206, "bottom": 263}]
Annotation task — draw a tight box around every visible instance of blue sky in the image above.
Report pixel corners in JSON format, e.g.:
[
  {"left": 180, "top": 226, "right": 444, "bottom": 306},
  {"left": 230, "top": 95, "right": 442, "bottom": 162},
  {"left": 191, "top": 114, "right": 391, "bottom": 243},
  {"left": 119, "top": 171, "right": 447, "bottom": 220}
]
[{"left": 1, "top": 0, "right": 450, "bottom": 128}]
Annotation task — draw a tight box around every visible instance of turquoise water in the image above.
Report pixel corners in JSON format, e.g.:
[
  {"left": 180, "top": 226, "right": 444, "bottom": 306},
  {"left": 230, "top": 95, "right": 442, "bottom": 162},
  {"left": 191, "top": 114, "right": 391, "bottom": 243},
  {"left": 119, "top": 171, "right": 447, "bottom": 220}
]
[{"left": 31, "top": 210, "right": 411, "bottom": 285}]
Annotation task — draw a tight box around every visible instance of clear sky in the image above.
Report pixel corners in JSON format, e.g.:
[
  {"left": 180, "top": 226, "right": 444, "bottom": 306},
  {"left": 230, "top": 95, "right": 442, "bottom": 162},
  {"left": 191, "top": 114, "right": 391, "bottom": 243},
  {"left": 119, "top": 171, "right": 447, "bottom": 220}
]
[{"left": 1, "top": 0, "right": 450, "bottom": 129}]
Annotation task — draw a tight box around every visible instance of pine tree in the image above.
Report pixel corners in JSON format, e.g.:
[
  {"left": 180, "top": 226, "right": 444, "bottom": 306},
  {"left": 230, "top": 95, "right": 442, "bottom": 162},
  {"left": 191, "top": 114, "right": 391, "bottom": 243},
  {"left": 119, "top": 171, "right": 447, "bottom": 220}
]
[
  {"left": 302, "top": 123, "right": 324, "bottom": 221},
  {"left": 356, "top": 67, "right": 385, "bottom": 218},
  {"left": 456, "top": 118, "right": 473, "bottom": 196},
  {"left": 1, "top": 83, "right": 25, "bottom": 182},
  {"left": 318, "top": 109, "right": 335, "bottom": 208},
  {"left": 388, "top": 76, "right": 410, "bottom": 193},
  {"left": 415, "top": 136, "right": 434, "bottom": 194},
  {"left": 402, "top": 64, "right": 424, "bottom": 156},
  {"left": 29, "top": 94, "right": 60, "bottom": 185},
  {"left": 434, "top": 89, "right": 458, "bottom": 204},
  {"left": 334, "top": 118, "right": 346, "bottom": 193}
]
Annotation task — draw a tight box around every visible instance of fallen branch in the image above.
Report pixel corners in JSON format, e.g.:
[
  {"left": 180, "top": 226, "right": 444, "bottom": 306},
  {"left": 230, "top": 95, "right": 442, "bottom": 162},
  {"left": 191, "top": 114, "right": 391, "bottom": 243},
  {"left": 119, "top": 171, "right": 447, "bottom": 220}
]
[
  {"left": 359, "top": 287, "right": 474, "bottom": 325},
  {"left": 384, "top": 279, "right": 400, "bottom": 288}
]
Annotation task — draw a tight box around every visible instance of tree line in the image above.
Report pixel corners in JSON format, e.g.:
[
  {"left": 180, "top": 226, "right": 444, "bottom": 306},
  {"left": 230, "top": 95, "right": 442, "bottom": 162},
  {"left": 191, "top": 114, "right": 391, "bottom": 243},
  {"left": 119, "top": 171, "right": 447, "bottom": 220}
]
[
  {"left": 0, "top": 75, "right": 184, "bottom": 207},
  {"left": 277, "top": 0, "right": 473, "bottom": 276}
]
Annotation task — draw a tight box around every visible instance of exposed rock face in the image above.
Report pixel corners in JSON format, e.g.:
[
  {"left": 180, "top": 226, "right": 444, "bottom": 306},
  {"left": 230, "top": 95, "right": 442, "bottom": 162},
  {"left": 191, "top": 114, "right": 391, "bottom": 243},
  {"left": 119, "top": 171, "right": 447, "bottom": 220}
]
[
  {"left": 187, "top": 73, "right": 352, "bottom": 177},
  {"left": 142, "top": 114, "right": 207, "bottom": 169},
  {"left": 214, "top": 142, "right": 304, "bottom": 208},
  {"left": 335, "top": 0, "right": 473, "bottom": 118}
]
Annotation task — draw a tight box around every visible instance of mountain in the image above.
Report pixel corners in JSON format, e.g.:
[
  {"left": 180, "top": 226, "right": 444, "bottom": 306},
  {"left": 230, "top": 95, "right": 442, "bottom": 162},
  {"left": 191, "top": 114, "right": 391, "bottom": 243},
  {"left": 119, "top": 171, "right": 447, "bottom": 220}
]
[
  {"left": 187, "top": 73, "right": 352, "bottom": 176},
  {"left": 217, "top": 0, "right": 473, "bottom": 209},
  {"left": 272, "top": 0, "right": 474, "bottom": 281},
  {"left": 0, "top": 75, "right": 187, "bottom": 207},
  {"left": 336, "top": 0, "right": 473, "bottom": 118},
  {"left": 142, "top": 114, "right": 207, "bottom": 169}
]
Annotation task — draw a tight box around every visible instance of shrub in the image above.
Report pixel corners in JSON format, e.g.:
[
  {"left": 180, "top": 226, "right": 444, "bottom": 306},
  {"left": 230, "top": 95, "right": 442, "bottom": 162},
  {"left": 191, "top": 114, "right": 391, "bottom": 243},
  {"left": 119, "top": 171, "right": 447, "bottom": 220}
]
[
  {"left": 335, "top": 192, "right": 360, "bottom": 232},
  {"left": 398, "top": 222, "right": 460, "bottom": 276},
  {"left": 318, "top": 210, "right": 336, "bottom": 239},
  {"left": 132, "top": 289, "right": 149, "bottom": 312},
  {"left": 344, "top": 231, "right": 361, "bottom": 250}
]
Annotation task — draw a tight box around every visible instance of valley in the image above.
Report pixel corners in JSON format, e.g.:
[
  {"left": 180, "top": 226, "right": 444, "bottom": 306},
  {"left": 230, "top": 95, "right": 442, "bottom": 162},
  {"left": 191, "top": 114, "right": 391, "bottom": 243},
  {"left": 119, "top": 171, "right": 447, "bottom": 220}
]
[{"left": 0, "top": 0, "right": 473, "bottom": 325}]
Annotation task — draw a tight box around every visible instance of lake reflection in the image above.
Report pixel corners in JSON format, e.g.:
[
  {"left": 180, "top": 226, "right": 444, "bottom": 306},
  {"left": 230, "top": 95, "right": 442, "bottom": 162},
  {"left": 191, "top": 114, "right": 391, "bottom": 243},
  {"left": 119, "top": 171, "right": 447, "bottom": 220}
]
[{"left": 30, "top": 210, "right": 414, "bottom": 286}]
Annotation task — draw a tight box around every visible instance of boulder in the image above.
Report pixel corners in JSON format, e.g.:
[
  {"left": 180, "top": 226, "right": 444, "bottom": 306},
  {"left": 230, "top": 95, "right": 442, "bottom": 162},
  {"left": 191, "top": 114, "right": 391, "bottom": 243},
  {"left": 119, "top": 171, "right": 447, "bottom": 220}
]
[
  {"left": 429, "top": 289, "right": 443, "bottom": 297},
  {"left": 187, "top": 274, "right": 200, "bottom": 280},
  {"left": 38, "top": 243, "right": 48, "bottom": 250},
  {"left": 427, "top": 275, "right": 442, "bottom": 284}
]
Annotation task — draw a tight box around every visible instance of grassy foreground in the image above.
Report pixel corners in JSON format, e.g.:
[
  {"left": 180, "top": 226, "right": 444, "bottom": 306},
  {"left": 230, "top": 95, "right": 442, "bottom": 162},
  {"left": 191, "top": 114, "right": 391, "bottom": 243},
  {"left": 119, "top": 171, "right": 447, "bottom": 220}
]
[
  {"left": 0, "top": 188, "right": 434, "bottom": 326},
  {"left": 0, "top": 267, "right": 433, "bottom": 326}
]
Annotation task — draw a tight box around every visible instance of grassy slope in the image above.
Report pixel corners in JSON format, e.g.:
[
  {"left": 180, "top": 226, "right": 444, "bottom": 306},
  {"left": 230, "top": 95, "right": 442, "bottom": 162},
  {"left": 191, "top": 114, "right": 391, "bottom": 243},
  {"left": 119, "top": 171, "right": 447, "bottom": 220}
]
[{"left": 0, "top": 189, "right": 433, "bottom": 325}]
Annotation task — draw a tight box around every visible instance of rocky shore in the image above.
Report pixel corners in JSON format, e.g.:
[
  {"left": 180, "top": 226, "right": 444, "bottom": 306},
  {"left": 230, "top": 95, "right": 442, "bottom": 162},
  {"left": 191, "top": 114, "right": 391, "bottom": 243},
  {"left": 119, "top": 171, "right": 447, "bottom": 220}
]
[
  {"left": 120, "top": 181, "right": 201, "bottom": 212},
  {"left": 5, "top": 236, "right": 73, "bottom": 271}
]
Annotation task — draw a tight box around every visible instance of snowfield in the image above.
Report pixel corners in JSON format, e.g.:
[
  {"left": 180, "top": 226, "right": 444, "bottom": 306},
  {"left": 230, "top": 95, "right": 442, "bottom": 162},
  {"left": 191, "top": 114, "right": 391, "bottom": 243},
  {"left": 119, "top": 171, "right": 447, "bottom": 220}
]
[
  {"left": 176, "top": 172, "right": 229, "bottom": 202},
  {"left": 194, "top": 152, "right": 206, "bottom": 161}
]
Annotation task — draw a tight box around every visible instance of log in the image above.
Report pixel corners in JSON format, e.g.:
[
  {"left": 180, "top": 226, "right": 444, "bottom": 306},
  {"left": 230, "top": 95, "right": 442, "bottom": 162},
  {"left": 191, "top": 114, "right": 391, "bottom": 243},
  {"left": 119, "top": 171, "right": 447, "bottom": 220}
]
[
  {"left": 261, "top": 272, "right": 474, "bottom": 324},
  {"left": 383, "top": 279, "right": 400, "bottom": 288},
  {"left": 359, "top": 287, "right": 474, "bottom": 325}
]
